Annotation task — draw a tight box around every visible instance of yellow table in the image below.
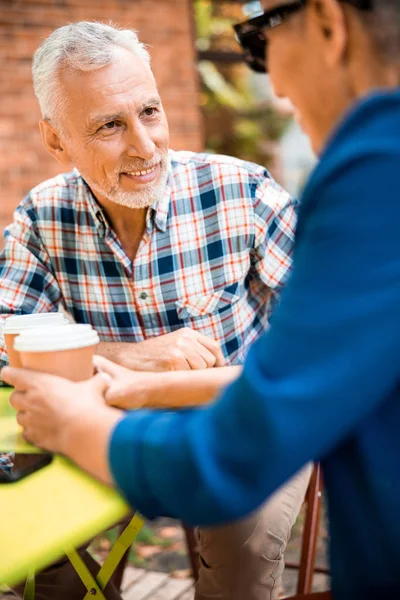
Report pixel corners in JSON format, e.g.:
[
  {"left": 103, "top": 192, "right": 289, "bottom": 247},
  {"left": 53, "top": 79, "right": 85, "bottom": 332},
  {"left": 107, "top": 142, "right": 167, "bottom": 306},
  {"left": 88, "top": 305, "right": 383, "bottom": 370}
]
[{"left": 0, "top": 387, "right": 143, "bottom": 597}]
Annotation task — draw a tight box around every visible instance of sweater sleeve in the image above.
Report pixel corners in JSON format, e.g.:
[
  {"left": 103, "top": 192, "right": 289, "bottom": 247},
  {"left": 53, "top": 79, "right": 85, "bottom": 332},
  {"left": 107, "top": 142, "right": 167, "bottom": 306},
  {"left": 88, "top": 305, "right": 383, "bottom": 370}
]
[{"left": 109, "top": 148, "right": 400, "bottom": 526}]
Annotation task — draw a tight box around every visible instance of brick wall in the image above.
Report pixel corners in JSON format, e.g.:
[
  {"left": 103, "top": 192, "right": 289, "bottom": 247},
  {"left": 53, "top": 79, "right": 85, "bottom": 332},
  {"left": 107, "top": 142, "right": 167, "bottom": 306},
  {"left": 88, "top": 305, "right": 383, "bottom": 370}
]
[{"left": 0, "top": 0, "right": 204, "bottom": 235}]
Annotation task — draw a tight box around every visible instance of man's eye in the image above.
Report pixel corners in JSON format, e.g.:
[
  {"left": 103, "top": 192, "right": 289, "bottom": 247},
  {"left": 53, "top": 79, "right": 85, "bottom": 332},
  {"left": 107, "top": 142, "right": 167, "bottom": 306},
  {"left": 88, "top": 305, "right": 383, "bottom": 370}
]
[
  {"left": 99, "top": 121, "right": 123, "bottom": 132},
  {"left": 143, "top": 107, "right": 158, "bottom": 117}
]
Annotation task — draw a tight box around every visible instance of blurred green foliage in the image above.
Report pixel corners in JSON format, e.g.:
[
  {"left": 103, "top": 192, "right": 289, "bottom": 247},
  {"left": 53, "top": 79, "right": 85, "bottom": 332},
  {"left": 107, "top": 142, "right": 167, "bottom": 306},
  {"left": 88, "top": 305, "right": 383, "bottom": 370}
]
[
  {"left": 90, "top": 524, "right": 175, "bottom": 568},
  {"left": 194, "top": 0, "right": 291, "bottom": 167}
]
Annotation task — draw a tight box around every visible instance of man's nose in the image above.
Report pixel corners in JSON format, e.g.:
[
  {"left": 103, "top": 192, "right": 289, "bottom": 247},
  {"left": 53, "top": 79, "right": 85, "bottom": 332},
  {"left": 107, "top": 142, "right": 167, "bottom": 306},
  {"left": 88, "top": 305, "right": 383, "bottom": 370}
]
[{"left": 126, "top": 122, "right": 156, "bottom": 161}]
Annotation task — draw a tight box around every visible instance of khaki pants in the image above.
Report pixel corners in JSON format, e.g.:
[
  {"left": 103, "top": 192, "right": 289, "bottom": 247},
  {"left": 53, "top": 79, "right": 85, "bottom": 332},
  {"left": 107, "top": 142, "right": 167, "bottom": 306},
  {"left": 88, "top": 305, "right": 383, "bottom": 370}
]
[
  {"left": 12, "top": 547, "right": 123, "bottom": 600},
  {"left": 195, "top": 464, "right": 312, "bottom": 600}
]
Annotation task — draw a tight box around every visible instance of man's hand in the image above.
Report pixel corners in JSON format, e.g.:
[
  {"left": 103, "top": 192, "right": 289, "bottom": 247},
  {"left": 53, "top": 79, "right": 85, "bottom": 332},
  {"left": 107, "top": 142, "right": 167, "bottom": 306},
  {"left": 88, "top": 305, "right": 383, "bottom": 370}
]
[
  {"left": 98, "top": 327, "right": 226, "bottom": 372},
  {"left": 0, "top": 366, "right": 110, "bottom": 454}
]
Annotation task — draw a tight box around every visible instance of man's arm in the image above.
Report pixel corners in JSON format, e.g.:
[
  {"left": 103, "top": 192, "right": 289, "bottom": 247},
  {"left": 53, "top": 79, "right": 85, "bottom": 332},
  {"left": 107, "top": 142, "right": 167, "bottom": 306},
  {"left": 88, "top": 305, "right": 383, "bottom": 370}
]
[
  {"left": 0, "top": 202, "right": 62, "bottom": 366},
  {"left": 250, "top": 176, "right": 298, "bottom": 316},
  {"left": 97, "top": 327, "right": 226, "bottom": 372}
]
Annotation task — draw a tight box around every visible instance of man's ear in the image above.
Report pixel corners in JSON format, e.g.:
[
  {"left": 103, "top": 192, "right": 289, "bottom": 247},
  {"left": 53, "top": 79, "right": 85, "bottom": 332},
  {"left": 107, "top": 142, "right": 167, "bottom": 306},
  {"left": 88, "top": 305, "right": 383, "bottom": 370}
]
[
  {"left": 39, "top": 120, "right": 72, "bottom": 167},
  {"left": 310, "top": 0, "right": 348, "bottom": 67}
]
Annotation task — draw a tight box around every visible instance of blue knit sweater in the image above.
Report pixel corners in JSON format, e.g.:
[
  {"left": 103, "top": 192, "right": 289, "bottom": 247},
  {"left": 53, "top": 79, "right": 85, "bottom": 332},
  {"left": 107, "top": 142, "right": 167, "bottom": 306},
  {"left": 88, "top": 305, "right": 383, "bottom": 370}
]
[{"left": 110, "top": 90, "right": 400, "bottom": 599}]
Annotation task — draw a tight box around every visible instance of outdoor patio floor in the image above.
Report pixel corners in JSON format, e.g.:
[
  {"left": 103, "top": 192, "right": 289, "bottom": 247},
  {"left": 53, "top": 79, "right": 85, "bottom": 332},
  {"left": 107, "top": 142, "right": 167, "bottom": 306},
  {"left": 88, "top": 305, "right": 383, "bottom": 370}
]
[
  {"left": 0, "top": 566, "right": 332, "bottom": 598},
  {"left": 119, "top": 567, "right": 194, "bottom": 599}
]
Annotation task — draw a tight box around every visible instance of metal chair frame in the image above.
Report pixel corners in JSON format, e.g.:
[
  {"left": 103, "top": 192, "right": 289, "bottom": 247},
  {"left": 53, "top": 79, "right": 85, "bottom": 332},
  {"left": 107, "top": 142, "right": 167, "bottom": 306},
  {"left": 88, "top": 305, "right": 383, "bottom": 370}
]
[{"left": 22, "top": 513, "right": 144, "bottom": 600}]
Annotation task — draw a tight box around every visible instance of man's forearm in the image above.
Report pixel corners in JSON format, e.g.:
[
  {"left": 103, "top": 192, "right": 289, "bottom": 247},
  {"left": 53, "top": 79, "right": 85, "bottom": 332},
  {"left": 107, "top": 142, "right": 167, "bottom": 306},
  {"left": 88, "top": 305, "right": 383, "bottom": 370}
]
[
  {"left": 98, "top": 340, "right": 188, "bottom": 372},
  {"left": 98, "top": 341, "right": 133, "bottom": 367},
  {"left": 97, "top": 341, "right": 151, "bottom": 370},
  {"left": 98, "top": 330, "right": 226, "bottom": 373}
]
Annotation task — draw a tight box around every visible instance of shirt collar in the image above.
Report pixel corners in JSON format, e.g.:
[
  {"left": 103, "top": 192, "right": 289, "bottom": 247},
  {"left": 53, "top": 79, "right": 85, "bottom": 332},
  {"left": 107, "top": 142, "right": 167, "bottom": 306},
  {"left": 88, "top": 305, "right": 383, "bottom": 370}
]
[
  {"left": 150, "top": 166, "right": 172, "bottom": 233},
  {"left": 74, "top": 166, "right": 172, "bottom": 236},
  {"left": 74, "top": 169, "right": 108, "bottom": 236}
]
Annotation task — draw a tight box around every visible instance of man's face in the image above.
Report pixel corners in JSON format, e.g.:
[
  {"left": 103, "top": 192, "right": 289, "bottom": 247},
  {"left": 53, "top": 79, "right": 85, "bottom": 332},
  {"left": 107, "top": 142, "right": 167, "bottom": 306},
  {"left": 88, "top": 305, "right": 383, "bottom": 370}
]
[
  {"left": 55, "top": 46, "right": 170, "bottom": 209},
  {"left": 261, "top": 0, "right": 351, "bottom": 154}
]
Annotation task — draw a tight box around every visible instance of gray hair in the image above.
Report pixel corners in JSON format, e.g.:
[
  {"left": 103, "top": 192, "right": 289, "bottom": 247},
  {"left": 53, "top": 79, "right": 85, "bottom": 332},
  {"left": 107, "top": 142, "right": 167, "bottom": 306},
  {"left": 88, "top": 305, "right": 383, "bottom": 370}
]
[{"left": 32, "top": 21, "right": 151, "bottom": 123}]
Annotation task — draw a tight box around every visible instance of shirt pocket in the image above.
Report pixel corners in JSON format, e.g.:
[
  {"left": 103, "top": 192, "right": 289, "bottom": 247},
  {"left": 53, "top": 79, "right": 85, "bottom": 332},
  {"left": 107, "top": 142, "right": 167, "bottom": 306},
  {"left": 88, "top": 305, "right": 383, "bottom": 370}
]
[{"left": 175, "top": 282, "right": 240, "bottom": 320}]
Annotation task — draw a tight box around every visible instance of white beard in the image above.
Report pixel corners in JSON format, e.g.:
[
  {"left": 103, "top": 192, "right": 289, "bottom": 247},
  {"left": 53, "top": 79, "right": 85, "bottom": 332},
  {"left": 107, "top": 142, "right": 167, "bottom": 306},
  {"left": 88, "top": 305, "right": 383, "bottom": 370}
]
[
  {"left": 79, "top": 155, "right": 170, "bottom": 210},
  {"left": 105, "top": 159, "right": 169, "bottom": 209}
]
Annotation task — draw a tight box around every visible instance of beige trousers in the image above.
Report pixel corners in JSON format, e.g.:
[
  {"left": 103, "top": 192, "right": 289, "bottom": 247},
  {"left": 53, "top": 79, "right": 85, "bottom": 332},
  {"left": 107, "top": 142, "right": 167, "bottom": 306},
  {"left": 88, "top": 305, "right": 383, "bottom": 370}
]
[{"left": 195, "top": 464, "right": 312, "bottom": 600}]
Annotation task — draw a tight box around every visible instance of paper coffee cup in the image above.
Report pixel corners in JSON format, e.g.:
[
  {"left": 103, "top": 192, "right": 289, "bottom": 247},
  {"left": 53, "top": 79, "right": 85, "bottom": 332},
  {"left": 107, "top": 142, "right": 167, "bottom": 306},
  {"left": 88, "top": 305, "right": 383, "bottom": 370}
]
[
  {"left": 4, "top": 313, "right": 68, "bottom": 368},
  {"left": 14, "top": 324, "right": 99, "bottom": 381}
]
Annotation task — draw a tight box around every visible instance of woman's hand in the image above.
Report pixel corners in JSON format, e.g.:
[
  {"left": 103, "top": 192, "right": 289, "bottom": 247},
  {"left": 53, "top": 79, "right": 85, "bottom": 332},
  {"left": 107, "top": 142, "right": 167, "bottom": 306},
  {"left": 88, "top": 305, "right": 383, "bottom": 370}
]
[
  {"left": 94, "top": 355, "right": 242, "bottom": 410},
  {"left": 1, "top": 365, "right": 123, "bottom": 485},
  {"left": 1, "top": 366, "right": 110, "bottom": 453},
  {"left": 93, "top": 355, "right": 156, "bottom": 409}
]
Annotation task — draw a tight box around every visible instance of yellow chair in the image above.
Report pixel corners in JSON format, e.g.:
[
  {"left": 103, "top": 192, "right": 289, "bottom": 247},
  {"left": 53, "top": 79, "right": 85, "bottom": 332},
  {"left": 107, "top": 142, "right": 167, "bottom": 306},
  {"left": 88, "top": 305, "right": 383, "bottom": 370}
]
[{"left": 0, "top": 387, "right": 144, "bottom": 599}]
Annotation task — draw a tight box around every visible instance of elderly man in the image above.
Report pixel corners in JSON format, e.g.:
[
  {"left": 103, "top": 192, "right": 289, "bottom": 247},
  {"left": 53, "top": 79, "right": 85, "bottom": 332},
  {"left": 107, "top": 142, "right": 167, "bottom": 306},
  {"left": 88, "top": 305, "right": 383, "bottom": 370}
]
[
  {"left": 0, "top": 21, "right": 311, "bottom": 600},
  {"left": 4, "top": 0, "right": 400, "bottom": 598}
]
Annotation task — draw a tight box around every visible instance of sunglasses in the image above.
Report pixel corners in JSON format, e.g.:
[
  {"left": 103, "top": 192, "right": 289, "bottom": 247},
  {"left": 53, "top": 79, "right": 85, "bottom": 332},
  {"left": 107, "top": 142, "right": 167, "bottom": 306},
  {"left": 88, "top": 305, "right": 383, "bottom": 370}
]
[{"left": 233, "top": 0, "right": 373, "bottom": 74}]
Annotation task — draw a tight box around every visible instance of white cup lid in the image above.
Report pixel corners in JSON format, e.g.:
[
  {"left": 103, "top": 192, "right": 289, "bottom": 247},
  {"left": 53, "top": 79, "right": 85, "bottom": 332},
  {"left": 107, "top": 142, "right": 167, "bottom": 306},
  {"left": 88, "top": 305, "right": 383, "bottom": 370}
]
[
  {"left": 4, "top": 313, "right": 67, "bottom": 334},
  {"left": 14, "top": 324, "right": 99, "bottom": 352}
]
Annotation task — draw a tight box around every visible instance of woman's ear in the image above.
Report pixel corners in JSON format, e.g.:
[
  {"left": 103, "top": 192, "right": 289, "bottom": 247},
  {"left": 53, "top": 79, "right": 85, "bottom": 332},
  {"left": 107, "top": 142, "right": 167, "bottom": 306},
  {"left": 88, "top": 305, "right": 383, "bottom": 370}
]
[{"left": 310, "top": 0, "right": 348, "bottom": 67}]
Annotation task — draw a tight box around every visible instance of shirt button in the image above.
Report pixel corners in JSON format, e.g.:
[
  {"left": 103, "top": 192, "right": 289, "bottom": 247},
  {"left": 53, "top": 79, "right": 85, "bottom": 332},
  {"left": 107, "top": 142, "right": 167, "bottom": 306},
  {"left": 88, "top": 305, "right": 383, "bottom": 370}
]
[{"left": 139, "top": 292, "right": 148, "bottom": 300}]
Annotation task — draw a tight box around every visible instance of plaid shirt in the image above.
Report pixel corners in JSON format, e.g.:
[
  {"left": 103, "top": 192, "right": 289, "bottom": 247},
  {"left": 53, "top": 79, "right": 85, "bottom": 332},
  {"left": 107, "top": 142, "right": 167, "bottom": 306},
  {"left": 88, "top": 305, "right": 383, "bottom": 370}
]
[
  {"left": 0, "top": 150, "right": 297, "bottom": 468},
  {"left": 0, "top": 150, "right": 297, "bottom": 367},
  {"left": 0, "top": 150, "right": 297, "bottom": 364}
]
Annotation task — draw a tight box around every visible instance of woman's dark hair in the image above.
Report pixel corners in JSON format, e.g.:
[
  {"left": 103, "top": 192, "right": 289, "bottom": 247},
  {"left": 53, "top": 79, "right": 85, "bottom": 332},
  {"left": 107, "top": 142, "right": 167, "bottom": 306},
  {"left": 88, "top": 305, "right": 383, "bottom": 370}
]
[{"left": 349, "top": 1, "right": 400, "bottom": 61}]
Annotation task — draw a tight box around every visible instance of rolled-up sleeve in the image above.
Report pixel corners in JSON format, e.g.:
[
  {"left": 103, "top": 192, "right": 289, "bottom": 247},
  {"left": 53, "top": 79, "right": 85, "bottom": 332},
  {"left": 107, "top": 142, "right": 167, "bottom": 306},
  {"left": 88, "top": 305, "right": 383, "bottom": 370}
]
[{"left": 0, "top": 199, "right": 62, "bottom": 367}]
